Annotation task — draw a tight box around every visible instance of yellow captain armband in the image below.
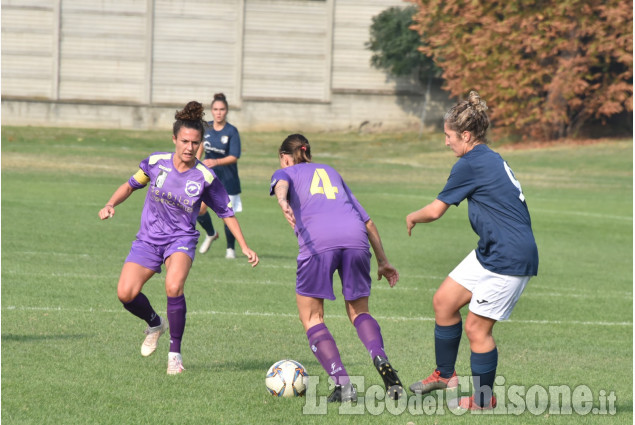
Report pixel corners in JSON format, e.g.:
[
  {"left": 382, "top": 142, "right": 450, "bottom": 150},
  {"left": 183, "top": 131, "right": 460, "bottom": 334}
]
[{"left": 132, "top": 169, "right": 150, "bottom": 185}]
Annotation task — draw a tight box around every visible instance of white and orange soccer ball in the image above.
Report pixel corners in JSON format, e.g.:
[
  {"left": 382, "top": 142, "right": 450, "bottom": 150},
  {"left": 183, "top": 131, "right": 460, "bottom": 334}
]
[{"left": 265, "top": 359, "right": 308, "bottom": 397}]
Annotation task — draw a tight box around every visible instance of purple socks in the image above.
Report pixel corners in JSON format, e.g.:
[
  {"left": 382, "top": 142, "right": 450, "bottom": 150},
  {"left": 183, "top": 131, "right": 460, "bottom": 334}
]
[
  {"left": 167, "top": 294, "right": 187, "bottom": 353},
  {"left": 306, "top": 323, "right": 350, "bottom": 386},
  {"left": 353, "top": 313, "right": 387, "bottom": 360},
  {"left": 306, "top": 314, "right": 390, "bottom": 385},
  {"left": 122, "top": 293, "right": 161, "bottom": 327},
  {"left": 123, "top": 293, "right": 187, "bottom": 354}
]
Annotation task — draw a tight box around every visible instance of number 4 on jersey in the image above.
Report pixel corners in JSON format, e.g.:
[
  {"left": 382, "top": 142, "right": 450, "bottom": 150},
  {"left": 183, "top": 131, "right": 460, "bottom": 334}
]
[{"left": 310, "top": 168, "right": 339, "bottom": 199}]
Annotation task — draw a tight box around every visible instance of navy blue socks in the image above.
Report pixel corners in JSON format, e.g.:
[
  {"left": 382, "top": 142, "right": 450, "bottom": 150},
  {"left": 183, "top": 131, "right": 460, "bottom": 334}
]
[
  {"left": 434, "top": 321, "right": 462, "bottom": 378},
  {"left": 471, "top": 347, "right": 498, "bottom": 407},
  {"left": 196, "top": 211, "right": 215, "bottom": 236}
]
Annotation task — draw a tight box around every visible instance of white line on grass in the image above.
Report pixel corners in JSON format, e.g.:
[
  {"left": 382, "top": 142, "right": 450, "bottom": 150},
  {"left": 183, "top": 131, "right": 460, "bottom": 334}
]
[
  {"left": 531, "top": 208, "right": 632, "bottom": 221},
  {"left": 3, "top": 271, "right": 631, "bottom": 299},
  {"left": 3, "top": 305, "right": 631, "bottom": 327}
]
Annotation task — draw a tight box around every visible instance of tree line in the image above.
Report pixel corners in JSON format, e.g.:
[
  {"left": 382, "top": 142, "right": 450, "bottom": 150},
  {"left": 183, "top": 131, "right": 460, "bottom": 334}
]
[{"left": 368, "top": 0, "right": 632, "bottom": 140}]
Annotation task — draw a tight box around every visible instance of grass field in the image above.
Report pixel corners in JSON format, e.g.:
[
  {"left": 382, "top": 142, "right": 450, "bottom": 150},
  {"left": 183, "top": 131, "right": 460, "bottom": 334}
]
[{"left": 1, "top": 126, "right": 632, "bottom": 424}]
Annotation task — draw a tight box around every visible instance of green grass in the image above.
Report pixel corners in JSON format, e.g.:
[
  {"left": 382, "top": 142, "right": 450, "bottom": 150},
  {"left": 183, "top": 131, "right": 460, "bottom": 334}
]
[{"left": 1, "top": 126, "right": 632, "bottom": 424}]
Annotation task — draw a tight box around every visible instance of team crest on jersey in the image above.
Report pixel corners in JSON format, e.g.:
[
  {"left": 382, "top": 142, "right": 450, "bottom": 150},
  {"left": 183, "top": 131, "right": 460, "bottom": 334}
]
[
  {"left": 221, "top": 135, "right": 229, "bottom": 144},
  {"left": 185, "top": 180, "right": 201, "bottom": 197},
  {"left": 155, "top": 170, "right": 168, "bottom": 188}
]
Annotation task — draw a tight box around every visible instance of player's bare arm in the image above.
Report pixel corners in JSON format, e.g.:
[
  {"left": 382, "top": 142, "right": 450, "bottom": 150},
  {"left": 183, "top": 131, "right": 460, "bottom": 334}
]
[
  {"left": 98, "top": 182, "right": 135, "bottom": 220},
  {"left": 406, "top": 199, "right": 450, "bottom": 235},
  {"left": 222, "top": 216, "right": 259, "bottom": 267},
  {"left": 365, "top": 219, "right": 399, "bottom": 287},
  {"left": 274, "top": 180, "right": 295, "bottom": 228}
]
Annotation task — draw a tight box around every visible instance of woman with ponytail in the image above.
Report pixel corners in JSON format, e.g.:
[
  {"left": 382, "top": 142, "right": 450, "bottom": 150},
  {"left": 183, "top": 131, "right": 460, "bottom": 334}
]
[
  {"left": 406, "top": 91, "right": 538, "bottom": 410},
  {"left": 98, "top": 101, "right": 259, "bottom": 375},
  {"left": 196, "top": 93, "right": 244, "bottom": 259},
  {"left": 270, "top": 134, "right": 403, "bottom": 403}
]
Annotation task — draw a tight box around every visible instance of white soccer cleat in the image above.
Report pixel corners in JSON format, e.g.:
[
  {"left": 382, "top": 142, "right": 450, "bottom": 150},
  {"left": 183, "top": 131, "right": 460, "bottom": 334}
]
[
  {"left": 198, "top": 232, "right": 219, "bottom": 254},
  {"left": 167, "top": 352, "right": 185, "bottom": 375},
  {"left": 225, "top": 248, "right": 236, "bottom": 259},
  {"left": 141, "top": 317, "right": 168, "bottom": 357}
]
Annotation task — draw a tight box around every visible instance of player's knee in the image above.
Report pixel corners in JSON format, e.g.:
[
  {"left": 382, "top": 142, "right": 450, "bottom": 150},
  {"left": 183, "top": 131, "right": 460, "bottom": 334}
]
[
  {"left": 117, "top": 289, "right": 134, "bottom": 304},
  {"left": 299, "top": 313, "right": 323, "bottom": 332},
  {"left": 432, "top": 291, "right": 451, "bottom": 316},
  {"left": 464, "top": 321, "right": 487, "bottom": 344},
  {"left": 165, "top": 282, "right": 183, "bottom": 298}
]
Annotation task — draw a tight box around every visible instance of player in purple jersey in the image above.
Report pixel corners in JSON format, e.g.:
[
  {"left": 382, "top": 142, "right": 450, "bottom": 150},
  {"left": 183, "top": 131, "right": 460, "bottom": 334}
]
[
  {"left": 269, "top": 134, "right": 404, "bottom": 403},
  {"left": 98, "top": 101, "right": 259, "bottom": 375},
  {"left": 406, "top": 91, "right": 538, "bottom": 410}
]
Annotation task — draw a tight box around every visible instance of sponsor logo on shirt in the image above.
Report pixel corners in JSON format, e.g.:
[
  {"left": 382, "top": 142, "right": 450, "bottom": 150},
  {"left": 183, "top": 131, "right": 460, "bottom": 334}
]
[
  {"left": 155, "top": 170, "right": 168, "bottom": 188},
  {"left": 151, "top": 188, "right": 194, "bottom": 213},
  {"left": 185, "top": 180, "right": 201, "bottom": 197},
  {"left": 177, "top": 246, "right": 189, "bottom": 250},
  {"left": 208, "top": 147, "right": 226, "bottom": 155}
]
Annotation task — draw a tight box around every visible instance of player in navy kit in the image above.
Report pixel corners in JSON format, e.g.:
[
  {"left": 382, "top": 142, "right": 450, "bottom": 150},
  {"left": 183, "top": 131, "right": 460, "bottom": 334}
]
[
  {"left": 98, "top": 101, "right": 259, "bottom": 374},
  {"left": 196, "top": 93, "right": 243, "bottom": 259},
  {"left": 406, "top": 91, "right": 538, "bottom": 410},
  {"left": 270, "top": 134, "right": 404, "bottom": 403}
]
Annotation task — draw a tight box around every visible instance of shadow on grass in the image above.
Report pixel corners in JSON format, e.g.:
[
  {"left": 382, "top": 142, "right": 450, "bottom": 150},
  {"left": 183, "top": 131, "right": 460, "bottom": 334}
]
[
  {"left": 615, "top": 399, "right": 633, "bottom": 415},
  {"left": 258, "top": 254, "right": 298, "bottom": 261},
  {"left": 195, "top": 358, "right": 279, "bottom": 372},
  {"left": 2, "top": 333, "right": 89, "bottom": 342}
]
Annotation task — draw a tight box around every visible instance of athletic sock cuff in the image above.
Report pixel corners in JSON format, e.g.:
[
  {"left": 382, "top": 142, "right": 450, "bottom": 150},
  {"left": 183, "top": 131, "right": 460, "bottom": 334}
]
[
  {"left": 470, "top": 347, "right": 498, "bottom": 374},
  {"left": 434, "top": 321, "right": 462, "bottom": 339},
  {"left": 353, "top": 313, "right": 373, "bottom": 327},
  {"left": 306, "top": 323, "right": 328, "bottom": 340},
  {"left": 167, "top": 294, "right": 185, "bottom": 304}
]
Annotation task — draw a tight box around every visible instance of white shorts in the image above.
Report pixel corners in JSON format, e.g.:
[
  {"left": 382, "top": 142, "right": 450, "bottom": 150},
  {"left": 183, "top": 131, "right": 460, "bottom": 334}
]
[
  {"left": 449, "top": 250, "right": 530, "bottom": 321},
  {"left": 229, "top": 194, "right": 242, "bottom": 213}
]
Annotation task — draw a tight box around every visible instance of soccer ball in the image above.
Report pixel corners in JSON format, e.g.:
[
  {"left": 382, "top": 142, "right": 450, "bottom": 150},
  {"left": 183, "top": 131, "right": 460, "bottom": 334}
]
[{"left": 265, "top": 359, "right": 308, "bottom": 397}]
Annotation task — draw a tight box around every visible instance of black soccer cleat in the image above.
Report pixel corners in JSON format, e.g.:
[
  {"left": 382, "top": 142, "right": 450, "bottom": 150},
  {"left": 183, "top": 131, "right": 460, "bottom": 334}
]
[
  {"left": 327, "top": 382, "right": 357, "bottom": 403},
  {"left": 374, "top": 355, "right": 405, "bottom": 400}
]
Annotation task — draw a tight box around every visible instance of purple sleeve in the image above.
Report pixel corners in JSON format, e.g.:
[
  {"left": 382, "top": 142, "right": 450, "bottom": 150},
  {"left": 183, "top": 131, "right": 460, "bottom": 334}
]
[
  {"left": 269, "top": 169, "right": 289, "bottom": 196},
  {"left": 202, "top": 178, "right": 234, "bottom": 218},
  {"left": 341, "top": 179, "right": 370, "bottom": 222},
  {"left": 127, "top": 157, "right": 151, "bottom": 190}
]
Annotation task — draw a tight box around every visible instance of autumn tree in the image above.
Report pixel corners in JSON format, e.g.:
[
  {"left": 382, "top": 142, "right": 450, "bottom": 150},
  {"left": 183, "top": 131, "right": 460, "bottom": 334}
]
[
  {"left": 367, "top": 6, "right": 441, "bottom": 130},
  {"left": 409, "top": 0, "right": 633, "bottom": 140}
]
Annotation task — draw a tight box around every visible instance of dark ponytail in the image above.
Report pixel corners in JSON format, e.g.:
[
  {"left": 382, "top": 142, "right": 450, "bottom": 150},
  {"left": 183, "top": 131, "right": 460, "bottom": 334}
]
[{"left": 279, "top": 134, "right": 312, "bottom": 164}]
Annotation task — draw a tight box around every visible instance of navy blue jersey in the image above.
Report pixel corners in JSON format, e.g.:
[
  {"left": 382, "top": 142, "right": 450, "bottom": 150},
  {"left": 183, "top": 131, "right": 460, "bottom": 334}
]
[
  {"left": 437, "top": 144, "right": 538, "bottom": 276},
  {"left": 202, "top": 122, "right": 241, "bottom": 195}
]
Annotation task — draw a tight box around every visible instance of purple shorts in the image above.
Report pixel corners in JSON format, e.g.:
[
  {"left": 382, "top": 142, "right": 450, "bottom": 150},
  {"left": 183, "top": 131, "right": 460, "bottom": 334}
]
[
  {"left": 296, "top": 248, "right": 372, "bottom": 301},
  {"left": 125, "top": 238, "right": 197, "bottom": 273}
]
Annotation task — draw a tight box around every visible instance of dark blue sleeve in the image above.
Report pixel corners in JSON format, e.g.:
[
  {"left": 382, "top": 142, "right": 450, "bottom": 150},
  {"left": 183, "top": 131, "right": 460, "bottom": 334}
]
[
  {"left": 437, "top": 159, "right": 476, "bottom": 206},
  {"left": 228, "top": 126, "right": 241, "bottom": 158}
]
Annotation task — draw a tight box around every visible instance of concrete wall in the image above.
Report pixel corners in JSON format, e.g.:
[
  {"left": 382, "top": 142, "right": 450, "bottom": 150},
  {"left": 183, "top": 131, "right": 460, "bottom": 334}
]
[{"left": 1, "top": 0, "right": 451, "bottom": 132}]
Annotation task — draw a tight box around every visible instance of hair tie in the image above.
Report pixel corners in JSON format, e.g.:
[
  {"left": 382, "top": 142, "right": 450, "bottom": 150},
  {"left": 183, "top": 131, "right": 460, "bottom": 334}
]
[{"left": 301, "top": 146, "right": 306, "bottom": 151}]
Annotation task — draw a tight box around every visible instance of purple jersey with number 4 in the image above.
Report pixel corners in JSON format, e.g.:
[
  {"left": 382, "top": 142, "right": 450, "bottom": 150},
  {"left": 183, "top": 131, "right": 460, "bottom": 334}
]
[
  {"left": 270, "top": 163, "right": 370, "bottom": 258},
  {"left": 128, "top": 152, "right": 234, "bottom": 245}
]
